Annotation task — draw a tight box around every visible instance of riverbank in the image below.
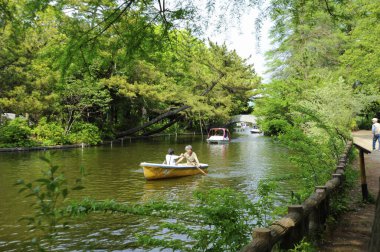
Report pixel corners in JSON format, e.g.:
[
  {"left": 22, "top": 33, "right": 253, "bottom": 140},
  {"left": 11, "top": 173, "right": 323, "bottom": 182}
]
[
  {"left": 0, "top": 132, "right": 203, "bottom": 153},
  {"left": 319, "top": 131, "right": 380, "bottom": 251},
  {"left": 0, "top": 143, "right": 87, "bottom": 153}
]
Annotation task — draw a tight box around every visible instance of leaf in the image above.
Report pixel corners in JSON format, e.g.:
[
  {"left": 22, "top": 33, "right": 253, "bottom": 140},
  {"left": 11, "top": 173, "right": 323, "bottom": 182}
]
[
  {"left": 39, "top": 156, "right": 51, "bottom": 164},
  {"left": 62, "top": 188, "right": 68, "bottom": 198},
  {"left": 71, "top": 185, "right": 85, "bottom": 191},
  {"left": 18, "top": 187, "right": 28, "bottom": 193},
  {"left": 51, "top": 165, "right": 59, "bottom": 174},
  {"left": 35, "top": 178, "right": 51, "bottom": 184}
]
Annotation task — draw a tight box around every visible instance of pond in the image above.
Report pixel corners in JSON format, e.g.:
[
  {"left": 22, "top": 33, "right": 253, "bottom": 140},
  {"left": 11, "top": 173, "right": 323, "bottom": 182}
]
[{"left": 0, "top": 132, "right": 298, "bottom": 251}]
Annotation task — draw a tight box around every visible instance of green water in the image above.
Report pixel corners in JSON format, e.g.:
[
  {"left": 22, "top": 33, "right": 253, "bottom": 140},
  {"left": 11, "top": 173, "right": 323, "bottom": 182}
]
[{"left": 0, "top": 133, "right": 298, "bottom": 251}]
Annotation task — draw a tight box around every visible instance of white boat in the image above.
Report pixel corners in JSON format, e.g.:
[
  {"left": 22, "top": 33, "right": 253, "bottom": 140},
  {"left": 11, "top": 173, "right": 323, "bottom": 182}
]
[
  {"left": 206, "top": 128, "right": 230, "bottom": 144},
  {"left": 250, "top": 126, "right": 262, "bottom": 134}
]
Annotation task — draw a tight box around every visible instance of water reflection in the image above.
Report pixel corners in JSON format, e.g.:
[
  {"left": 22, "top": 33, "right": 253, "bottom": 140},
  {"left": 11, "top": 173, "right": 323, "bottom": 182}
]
[{"left": 0, "top": 134, "right": 298, "bottom": 251}]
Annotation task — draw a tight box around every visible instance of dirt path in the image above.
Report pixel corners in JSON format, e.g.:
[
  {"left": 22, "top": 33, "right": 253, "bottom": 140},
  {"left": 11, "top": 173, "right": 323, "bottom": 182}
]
[{"left": 319, "top": 131, "right": 380, "bottom": 251}]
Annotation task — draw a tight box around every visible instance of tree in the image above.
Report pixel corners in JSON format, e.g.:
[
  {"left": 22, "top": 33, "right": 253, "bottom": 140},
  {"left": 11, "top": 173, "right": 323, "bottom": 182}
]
[{"left": 0, "top": 1, "right": 260, "bottom": 142}]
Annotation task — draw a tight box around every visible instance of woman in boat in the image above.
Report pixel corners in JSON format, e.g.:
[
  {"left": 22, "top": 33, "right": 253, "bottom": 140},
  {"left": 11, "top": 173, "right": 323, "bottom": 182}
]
[
  {"left": 163, "top": 148, "right": 181, "bottom": 166},
  {"left": 176, "top": 145, "right": 200, "bottom": 167}
]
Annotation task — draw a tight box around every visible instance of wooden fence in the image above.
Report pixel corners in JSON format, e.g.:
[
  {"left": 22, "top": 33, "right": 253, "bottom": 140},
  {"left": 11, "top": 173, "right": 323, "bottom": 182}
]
[
  {"left": 369, "top": 177, "right": 380, "bottom": 252},
  {"left": 242, "top": 141, "right": 353, "bottom": 251}
]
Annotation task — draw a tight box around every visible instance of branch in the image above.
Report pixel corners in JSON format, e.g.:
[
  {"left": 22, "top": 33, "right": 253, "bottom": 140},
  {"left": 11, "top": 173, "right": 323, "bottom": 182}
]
[
  {"left": 116, "top": 105, "right": 191, "bottom": 137},
  {"left": 116, "top": 71, "right": 225, "bottom": 137},
  {"left": 142, "top": 115, "right": 182, "bottom": 136},
  {"left": 324, "top": 0, "right": 335, "bottom": 18},
  {"left": 86, "top": 0, "right": 135, "bottom": 44}
]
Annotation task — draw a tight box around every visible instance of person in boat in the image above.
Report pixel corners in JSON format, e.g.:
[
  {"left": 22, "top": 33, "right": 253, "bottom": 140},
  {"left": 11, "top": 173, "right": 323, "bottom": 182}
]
[
  {"left": 176, "top": 145, "right": 200, "bottom": 167},
  {"left": 163, "top": 148, "right": 181, "bottom": 166}
]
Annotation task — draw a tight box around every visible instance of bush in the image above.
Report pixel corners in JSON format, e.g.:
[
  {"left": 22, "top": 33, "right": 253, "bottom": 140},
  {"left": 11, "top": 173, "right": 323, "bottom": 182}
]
[
  {"left": 0, "top": 118, "right": 35, "bottom": 147},
  {"left": 67, "top": 185, "right": 279, "bottom": 251},
  {"left": 32, "top": 118, "right": 66, "bottom": 146},
  {"left": 67, "top": 122, "right": 102, "bottom": 145}
]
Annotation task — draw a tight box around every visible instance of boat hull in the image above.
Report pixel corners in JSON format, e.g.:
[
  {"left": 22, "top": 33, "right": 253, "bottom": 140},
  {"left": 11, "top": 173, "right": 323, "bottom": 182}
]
[
  {"left": 250, "top": 129, "right": 262, "bottom": 134},
  {"left": 140, "top": 162, "right": 209, "bottom": 180},
  {"left": 206, "top": 139, "right": 229, "bottom": 144}
]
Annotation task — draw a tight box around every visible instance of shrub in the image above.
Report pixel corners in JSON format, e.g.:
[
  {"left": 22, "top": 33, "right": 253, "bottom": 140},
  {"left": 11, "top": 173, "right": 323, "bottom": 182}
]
[
  {"left": 67, "top": 185, "right": 279, "bottom": 251},
  {"left": 32, "top": 117, "right": 66, "bottom": 146},
  {"left": 0, "top": 118, "right": 35, "bottom": 147},
  {"left": 67, "top": 122, "right": 102, "bottom": 145}
]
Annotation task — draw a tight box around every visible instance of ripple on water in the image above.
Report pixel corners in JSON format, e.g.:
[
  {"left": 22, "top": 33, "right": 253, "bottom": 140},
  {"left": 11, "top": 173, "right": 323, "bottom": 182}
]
[{"left": 0, "top": 135, "right": 298, "bottom": 251}]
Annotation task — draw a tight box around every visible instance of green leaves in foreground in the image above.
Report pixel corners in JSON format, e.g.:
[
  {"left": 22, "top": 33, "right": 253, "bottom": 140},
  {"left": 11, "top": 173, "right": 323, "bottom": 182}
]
[
  {"left": 15, "top": 159, "right": 279, "bottom": 251},
  {"left": 15, "top": 158, "right": 85, "bottom": 251},
  {"left": 66, "top": 183, "right": 278, "bottom": 252}
]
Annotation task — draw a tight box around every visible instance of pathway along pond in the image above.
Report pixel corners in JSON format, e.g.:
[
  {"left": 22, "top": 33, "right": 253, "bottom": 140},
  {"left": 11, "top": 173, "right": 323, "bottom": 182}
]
[{"left": 0, "top": 132, "right": 299, "bottom": 251}]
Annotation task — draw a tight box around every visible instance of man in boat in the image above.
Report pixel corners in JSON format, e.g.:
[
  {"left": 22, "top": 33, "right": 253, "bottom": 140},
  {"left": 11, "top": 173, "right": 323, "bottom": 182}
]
[
  {"left": 176, "top": 145, "right": 200, "bottom": 167},
  {"left": 163, "top": 148, "right": 181, "bottom": 165}
]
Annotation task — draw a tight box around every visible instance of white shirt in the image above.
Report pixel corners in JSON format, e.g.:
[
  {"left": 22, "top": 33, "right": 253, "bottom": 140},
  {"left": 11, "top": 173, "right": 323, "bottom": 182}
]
[
  {"left": 372, "top": 123, "right": 380, "bottom": 135},
  {"left": 165, "top": 154, "right": 180, "bottom": 165}
]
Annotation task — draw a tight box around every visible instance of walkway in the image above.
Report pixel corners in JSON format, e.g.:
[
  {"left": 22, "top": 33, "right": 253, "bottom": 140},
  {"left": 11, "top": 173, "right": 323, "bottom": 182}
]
[{"left": 319, "top": 131, "right": 380, "bottom": 251}]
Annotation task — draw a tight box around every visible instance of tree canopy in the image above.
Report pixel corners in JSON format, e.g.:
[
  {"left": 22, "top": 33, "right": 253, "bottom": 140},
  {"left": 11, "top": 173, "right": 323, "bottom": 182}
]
[{"left": 0, "top": 0, "right": 260, "bottom": 146}]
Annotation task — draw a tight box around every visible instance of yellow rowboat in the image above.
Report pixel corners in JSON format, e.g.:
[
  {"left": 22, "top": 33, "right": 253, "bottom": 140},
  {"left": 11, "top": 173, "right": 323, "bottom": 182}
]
[{"left": 140, "top": 162, "right": 209, "bottom": 180}]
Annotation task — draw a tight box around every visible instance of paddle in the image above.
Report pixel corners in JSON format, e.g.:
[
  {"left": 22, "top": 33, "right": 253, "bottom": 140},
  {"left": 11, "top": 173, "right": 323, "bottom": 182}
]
[{"left": 196, "top": 165, "right": 207, "bottom": 176}]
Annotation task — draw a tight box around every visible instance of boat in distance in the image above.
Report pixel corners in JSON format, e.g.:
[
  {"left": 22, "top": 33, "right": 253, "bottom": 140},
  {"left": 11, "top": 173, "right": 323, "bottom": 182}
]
[
  {"left": 250, "top": 126, "right": 262, "bottom": 134},
  {"left": 140, "top": 162, "right": 209, "bottom": 180},
  {"left": 206, "top": 128, "right": 230, "bottom": 144}
]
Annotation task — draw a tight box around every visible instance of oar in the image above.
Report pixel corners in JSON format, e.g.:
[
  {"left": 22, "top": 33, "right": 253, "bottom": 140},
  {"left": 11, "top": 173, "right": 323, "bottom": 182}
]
[{"left": 196, "top": 165, "right": 207, "bottom": 176}]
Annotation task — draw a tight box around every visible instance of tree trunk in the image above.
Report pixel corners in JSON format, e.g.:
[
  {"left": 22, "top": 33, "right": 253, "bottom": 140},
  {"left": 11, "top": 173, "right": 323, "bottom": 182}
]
[
  {"left": 116, "top": 72, "right": 225, "bottom": 137},
  {"left": 64, "top": 110, "right": 75, "bottom": 135},
  {"left": 116, "top": 105, "right": 190, "bottom": 137},
  {"left": 142, "top": 115, "right": 182, "bottom": 136}
]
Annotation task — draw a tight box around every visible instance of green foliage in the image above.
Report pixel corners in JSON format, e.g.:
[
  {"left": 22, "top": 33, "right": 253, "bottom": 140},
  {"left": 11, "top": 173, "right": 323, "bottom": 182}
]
[
  {"left": 67, "top": 122, "right": 102, "bottom": 145},
  {"left": 340, "top": 1, "right": 380, "bottom": 94},
  {"left": 0, "top": 118, "right": 35, "bottom": 147},
  {"left": 0, "top": 1, "right": 260, "bottom": 143},
  {"left": 32, "top": 117, "right": 66, "bottom": 146},
  {"left": 328, "top": 161, "right": 359, "bottom": 224},
  {"left": 66, "top": 185, "right": 279, "bottom": 251},
  {"left": 288, "top": 238, "right": 316, "bottom": 252},
  {"left": 15, "top": 158, "right": 84, "bottom": 251},
  {"left": 256, "top": 180, "right": 278, "bottom": 225},
  {"left": 256, "top": 78, "right": 353, "bottom": 198},
  {"left": 66, "top": 198, "right": 188, "bottom": 219},
  {"left": 32, "top": 119, "right": 102, "bottom": 146},
  {"left": 190, "top": 188, "right": 258, "bottom": 251}
]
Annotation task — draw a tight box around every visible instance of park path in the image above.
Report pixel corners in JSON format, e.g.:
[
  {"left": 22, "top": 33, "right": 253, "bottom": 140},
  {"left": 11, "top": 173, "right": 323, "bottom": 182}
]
[{"left": 319, "top": 131, "right": 380, "bottom": 251}]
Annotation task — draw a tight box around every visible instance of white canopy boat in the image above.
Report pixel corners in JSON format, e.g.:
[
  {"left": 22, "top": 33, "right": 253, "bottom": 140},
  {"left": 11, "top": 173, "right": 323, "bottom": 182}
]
[{"left": 206, "top": 128, "right": 230, "bottom": 144}]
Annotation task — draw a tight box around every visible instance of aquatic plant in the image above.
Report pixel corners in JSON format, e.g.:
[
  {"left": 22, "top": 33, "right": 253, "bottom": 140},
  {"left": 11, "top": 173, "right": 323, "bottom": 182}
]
[
  {"left": 15, "top": 158, "right": 84, "bottom": 251},
  {"left": 66, "top": 184, "right": 279, "bottom": 252}
]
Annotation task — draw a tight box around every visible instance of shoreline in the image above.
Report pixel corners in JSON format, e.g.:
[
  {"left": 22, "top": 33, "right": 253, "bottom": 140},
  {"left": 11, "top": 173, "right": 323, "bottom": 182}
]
[{"left": 0, "top": 132, "right": 203, "bottom": 153}]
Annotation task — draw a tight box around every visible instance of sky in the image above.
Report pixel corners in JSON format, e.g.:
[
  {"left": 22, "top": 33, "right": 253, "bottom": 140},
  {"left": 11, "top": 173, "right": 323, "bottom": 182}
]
[
  {"left": 157, "top": 0, "right": 274, "bottom": 81},
  {"left": 200, "top": 6, "right": 273, "bottom": 82}
]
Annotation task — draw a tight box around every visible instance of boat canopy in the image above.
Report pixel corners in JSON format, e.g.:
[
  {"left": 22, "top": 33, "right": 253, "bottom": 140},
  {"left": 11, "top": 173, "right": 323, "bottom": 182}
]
[{"left": 208, "top": 128, "right": 230, "bottom": 138}]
